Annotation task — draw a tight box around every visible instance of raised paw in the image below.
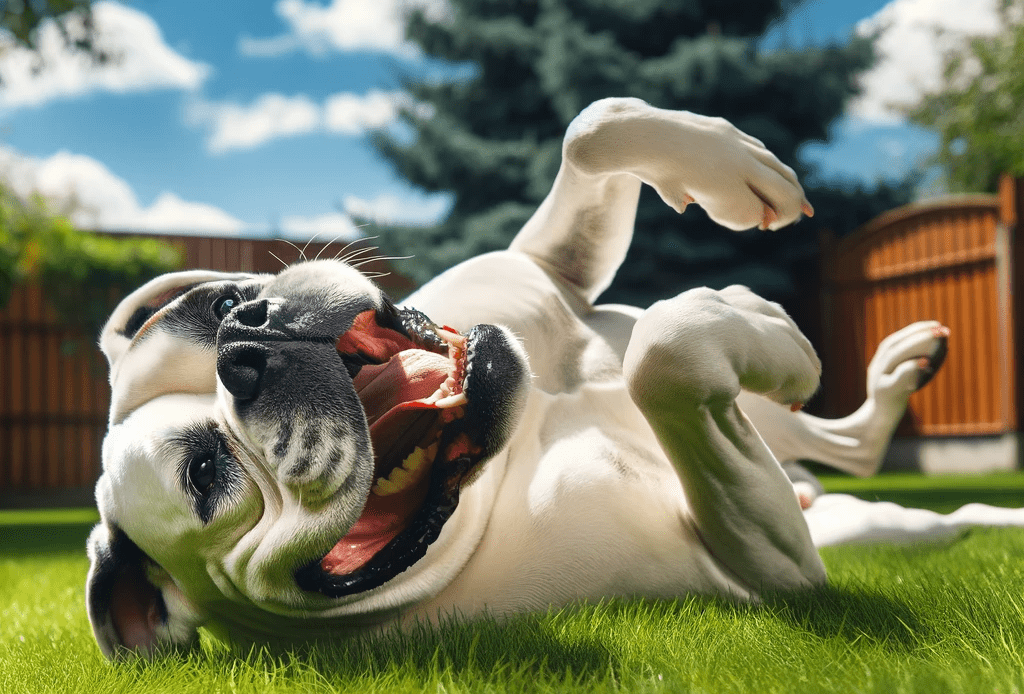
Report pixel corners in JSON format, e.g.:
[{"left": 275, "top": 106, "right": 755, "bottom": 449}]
[
  {"left": 624, "top": 285, "right": 821, "bottom": 412},
  {"left": 561, "top": 98, "right": 813, "bottom": 233},
  {"left": 652, "top": 113, "right": 812, "bottom": 232},
  {"left": 866, "top": 321, "right": 950, "bottom": 405}
]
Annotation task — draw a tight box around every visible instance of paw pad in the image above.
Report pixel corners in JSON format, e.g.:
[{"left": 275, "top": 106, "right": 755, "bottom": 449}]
[{"left": 916, "top": 330, "right": 949, "bottom": 391}]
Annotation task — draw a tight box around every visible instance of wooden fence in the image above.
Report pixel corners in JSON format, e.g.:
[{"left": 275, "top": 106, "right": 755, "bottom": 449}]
[
  {"left": 0, "top": 233, "right": 412, "bottom": 505},
  {"left": 818, "top": 181, "right": 1019, "bottom": 438}
]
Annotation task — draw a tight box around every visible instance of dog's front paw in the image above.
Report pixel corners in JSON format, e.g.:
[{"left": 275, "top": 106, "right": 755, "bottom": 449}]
[
  {"left": 625, "top": 285, "right": 820, "bottom": 411},
  {"left": 562, "top": 99, "right": 812, "bottom": 233},
  {"left": 866, "top": 321, "right": 950, "bottom": 405},
  {"left": 648, "top": 111, "right": 813, "bottom": 232}
]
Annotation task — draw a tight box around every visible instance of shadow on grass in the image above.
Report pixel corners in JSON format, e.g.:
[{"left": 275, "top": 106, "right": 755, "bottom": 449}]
[
  {"left": 0, "top": 522, "right": 95, "bottom": 556},
  {"left": 755, "top": 584, "right": 928, "bottom": 651},
  {"left": 122, "top": 588, "right": 928, "bottom": 684},
  {"left": 118, "top": 614, "right": 622, "bottom": 686}
]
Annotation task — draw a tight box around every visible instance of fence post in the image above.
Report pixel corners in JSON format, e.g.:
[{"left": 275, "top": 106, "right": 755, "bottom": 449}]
[{"left": 1000, "top": 175, "right": 1023, "bottom": 457}]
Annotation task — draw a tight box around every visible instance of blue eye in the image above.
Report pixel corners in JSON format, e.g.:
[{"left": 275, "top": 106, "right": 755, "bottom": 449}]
[{"left": 213, "top": 295, "right": 237, "bottom": 320}]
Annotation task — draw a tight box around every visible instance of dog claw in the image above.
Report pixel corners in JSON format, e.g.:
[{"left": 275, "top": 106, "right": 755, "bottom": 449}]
[
  {"left": 790, "top": 402, "right": 803, "bottom": 413},
  {"left": 760, "top": 204, "right": 779, "bottom": 230},
  {"left": 801, "top": 200, "right": 814, "bottom": 218}
]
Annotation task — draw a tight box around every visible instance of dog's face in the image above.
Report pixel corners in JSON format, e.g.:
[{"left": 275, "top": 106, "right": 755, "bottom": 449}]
[{"left": 86, "top": 260, "right": 530, "bottom": 658}]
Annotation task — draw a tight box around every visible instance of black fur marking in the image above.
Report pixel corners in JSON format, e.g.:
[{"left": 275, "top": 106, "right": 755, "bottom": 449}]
[
  {"left": 121, "top": 306, "right": 157, "bottom": 339},
  {"left": 162, "top": 282, "right": 262, "bottom": 349},
  {"left": 302, "top": 425, "right": 322, "bottom": 452},
  {"left": 273, "top": 419, "right": 293, "bottom": 459},
  {"left": 87, "top": 526, "right": 168, "bottom": 632},
  {"left": 171, "top": 422, "right": 241, "bottom": 524}
]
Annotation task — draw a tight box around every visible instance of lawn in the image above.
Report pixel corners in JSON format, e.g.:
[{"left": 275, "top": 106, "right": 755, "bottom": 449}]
[{"left": 3, "top": 474, "right": 1024, "bottom": 693}]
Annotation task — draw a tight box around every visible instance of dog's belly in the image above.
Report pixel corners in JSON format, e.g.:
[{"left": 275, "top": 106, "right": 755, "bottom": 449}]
[{"left": 408, "top": 385, "right": 753, "bottom": 621}]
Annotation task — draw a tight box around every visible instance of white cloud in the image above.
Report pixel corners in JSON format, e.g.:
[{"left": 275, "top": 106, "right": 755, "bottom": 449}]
[
  {"left": 324, "top": 91, "right": 405, "bottom": 134},
  {"left": 0, "top": 146, "right": 245, "bottom": 234},
  {"left": 852, "top": 0, "right": 1002, "bottom": 124},
  {"left": 190, "top": 89, "right": 413, "bottom": 153},
  {"left": 238, "top": 0, "right": 451, "bottom": 59},
  {"left": 190, "top": 93, "right": 322, "bottom": 154},
  {"left": 344, "top": 192, "right": 450, "bottom": 226},
  {"left": 0, "top": 1, "right": 209, "bottom": 110}
]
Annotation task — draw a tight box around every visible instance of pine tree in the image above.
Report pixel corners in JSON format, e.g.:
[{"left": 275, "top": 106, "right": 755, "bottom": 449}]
[{"left": 371, "top": 0, "right": 909, "bottom": 306}]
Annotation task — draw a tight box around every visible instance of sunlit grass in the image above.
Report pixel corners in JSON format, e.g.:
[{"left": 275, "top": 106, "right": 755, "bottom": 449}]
[{"left": 3, "top": 474, "right": 1024, "bottom": 693}]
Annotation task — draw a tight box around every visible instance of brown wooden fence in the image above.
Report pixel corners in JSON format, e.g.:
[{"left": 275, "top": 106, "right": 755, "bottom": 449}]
[
  {"left": 0, "top": 233, "right": 412, "bottom": 505},
  {"left": 818, "top": 181, "right": 1019, "bottom": 438}
]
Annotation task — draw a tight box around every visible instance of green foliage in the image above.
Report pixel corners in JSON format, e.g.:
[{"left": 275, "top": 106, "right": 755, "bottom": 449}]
[
  {"left": 0, "top": 185, "right": 182, "bottom": 341},
  {"left": 907, "top": 0, "right": 1024, "bottom": 193},
  {"left": 0, "top": 0, "right": 94, "bottom": 51},
  {"left": 371, "top": 0, "right": 911, "bottom": 307}
]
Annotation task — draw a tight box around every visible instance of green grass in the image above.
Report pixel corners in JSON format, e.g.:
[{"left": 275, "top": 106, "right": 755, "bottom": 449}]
[{"left": 4, "top": 476, "right": 1024, "bottom": 693}]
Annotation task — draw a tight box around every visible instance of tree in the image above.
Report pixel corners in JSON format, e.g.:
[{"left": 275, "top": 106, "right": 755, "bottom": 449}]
[
  {"left": 907, "top": 0, "right": 1024, "bottom": 193},
  {"left": 1, "top": 0, "right": 96, "bottom": 51},
  {"left": 370, "top": 0, "right": 910, "bottom": 307}
]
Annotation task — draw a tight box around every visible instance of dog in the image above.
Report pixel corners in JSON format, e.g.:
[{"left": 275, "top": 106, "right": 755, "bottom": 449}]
[{"left": 86, "top": 98, "right": 962, "bottom": 659}]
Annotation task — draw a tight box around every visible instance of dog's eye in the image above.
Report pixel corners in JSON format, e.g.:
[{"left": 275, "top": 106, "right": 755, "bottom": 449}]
[
  {"left": 212, "top": 294, "right": 238, "bottom": 321},
  {"left": 188, "top": 454, "right": 217, "bottom": 495}
]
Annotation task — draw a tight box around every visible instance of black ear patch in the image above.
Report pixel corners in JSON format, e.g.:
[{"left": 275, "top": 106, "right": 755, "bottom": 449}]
[
  {"left": 86, "top": 525, "right": 168, "bottom": 657},
  {"left": 117, "top": 284, "right": 198, "bottom": 339},
  {"left": 121, "top": 306, "right": 158, "bottom": 339}
]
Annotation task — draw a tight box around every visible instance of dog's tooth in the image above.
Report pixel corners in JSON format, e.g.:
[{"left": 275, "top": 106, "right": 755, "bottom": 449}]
[
  {"left": 403, "top": 446, "right": 427, "bottom": 472},
  {"left": 435, "top": 392, "right": 468, "bottom": 409},
  {"left": 372, "top": 476, "right": 396, "bottom": 496},
  {"left": 387, "top": 466, "right": 412, "bottom": 490}
]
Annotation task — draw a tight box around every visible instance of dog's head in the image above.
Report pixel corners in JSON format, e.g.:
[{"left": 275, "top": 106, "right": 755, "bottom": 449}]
[{"left": 86, "top": 260, "right": 530, "bottom": 658}]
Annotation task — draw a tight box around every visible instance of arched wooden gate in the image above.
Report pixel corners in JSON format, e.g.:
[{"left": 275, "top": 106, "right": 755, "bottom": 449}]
[{"left": 819, "top": 177, "right": 1023, "bottom": 458}]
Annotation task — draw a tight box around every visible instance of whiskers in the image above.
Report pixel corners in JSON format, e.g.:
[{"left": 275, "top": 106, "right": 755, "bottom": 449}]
[{"left": 265, "top": 230, "right": 414, "bottom": 281}]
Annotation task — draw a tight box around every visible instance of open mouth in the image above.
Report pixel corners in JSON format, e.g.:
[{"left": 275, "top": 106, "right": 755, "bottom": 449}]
[{"left": 294, "top": 305, "right": 491, "bottom": 598}]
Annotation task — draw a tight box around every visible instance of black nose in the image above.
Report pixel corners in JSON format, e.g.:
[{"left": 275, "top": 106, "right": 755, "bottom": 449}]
[
  {"left": 233, "top": 299, "right": 269, "bottom": 328},
  {"left": 217, "top": 343, "right": 270, "bottom": 400},
  {"left": 218, "top": 298, "right": 275, "bottom": 346}
]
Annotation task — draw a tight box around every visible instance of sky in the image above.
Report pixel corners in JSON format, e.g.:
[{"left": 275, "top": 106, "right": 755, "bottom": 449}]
[{"left": 0, "top": 0, "right": 1005, "bottom": 240}]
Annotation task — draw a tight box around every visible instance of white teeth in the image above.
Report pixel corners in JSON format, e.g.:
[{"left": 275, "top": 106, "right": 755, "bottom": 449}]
[
  {"left": 434, "top": 392, "right": 468, "bottom": 408},
  {"left": 371, "top": 442, "right": 439, "bottom": 496},
  {"left": 436, "top": 327, "right": 462, "bottom": 346}
]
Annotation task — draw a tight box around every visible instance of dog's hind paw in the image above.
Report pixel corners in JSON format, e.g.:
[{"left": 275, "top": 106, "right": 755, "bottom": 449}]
[{"left": 866, "top": 321, "right": 949, "bottom": 406}]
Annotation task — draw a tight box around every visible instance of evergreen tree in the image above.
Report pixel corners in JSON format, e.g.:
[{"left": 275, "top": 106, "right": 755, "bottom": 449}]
[{"left": 371, "top": 0, "right": 909, "bottom": 306}]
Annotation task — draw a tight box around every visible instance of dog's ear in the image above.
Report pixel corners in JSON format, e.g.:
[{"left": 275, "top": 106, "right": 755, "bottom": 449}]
[
  {"left": 85, "top": 523, "right": 203, "bottom": 660},
  {"left": 100, "top": 270, "right": 245, "bottom": 368}
]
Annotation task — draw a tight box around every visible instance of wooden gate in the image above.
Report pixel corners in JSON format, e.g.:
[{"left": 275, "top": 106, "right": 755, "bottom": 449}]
[
  {"left": 819, "top": 187, "right": 1015, "bottom": 437},
  {"left": 0, "top": 233, "right": 412, "bottom": 505}
]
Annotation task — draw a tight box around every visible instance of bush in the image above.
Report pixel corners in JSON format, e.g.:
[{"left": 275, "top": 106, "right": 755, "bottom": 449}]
[{"left": 0, "top": 185, "right": 182, "bottom": 342}]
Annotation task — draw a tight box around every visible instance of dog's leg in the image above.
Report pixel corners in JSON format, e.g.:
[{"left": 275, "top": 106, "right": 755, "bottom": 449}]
[
  {"left": 510, "top": 98, "right": 811, "bottom": 302},
  {"left": 623, "top": 285, "right": 826, "bottom": 592},
  {"left": 737, "top": 321, "right": 949, "bottom": 478}
]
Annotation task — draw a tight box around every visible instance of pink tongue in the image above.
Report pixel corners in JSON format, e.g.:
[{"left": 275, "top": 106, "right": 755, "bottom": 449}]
[{"left": 353, "top": 349, "right": 449, "bottom": 425}]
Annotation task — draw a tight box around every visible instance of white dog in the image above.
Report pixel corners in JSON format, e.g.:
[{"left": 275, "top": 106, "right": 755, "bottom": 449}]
[{"left": 88, "top": 98, "right": 998, "bottom": 659}]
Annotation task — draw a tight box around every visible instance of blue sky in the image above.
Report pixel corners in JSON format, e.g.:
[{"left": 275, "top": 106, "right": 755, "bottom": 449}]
[{"left": 0, "top": 0, "right": 1002, "bottom": 239}]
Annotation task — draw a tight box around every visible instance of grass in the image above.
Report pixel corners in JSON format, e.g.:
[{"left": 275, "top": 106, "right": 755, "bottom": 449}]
[{"left": 3, "top": 475, "right": 1024, "bottom": 693}]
